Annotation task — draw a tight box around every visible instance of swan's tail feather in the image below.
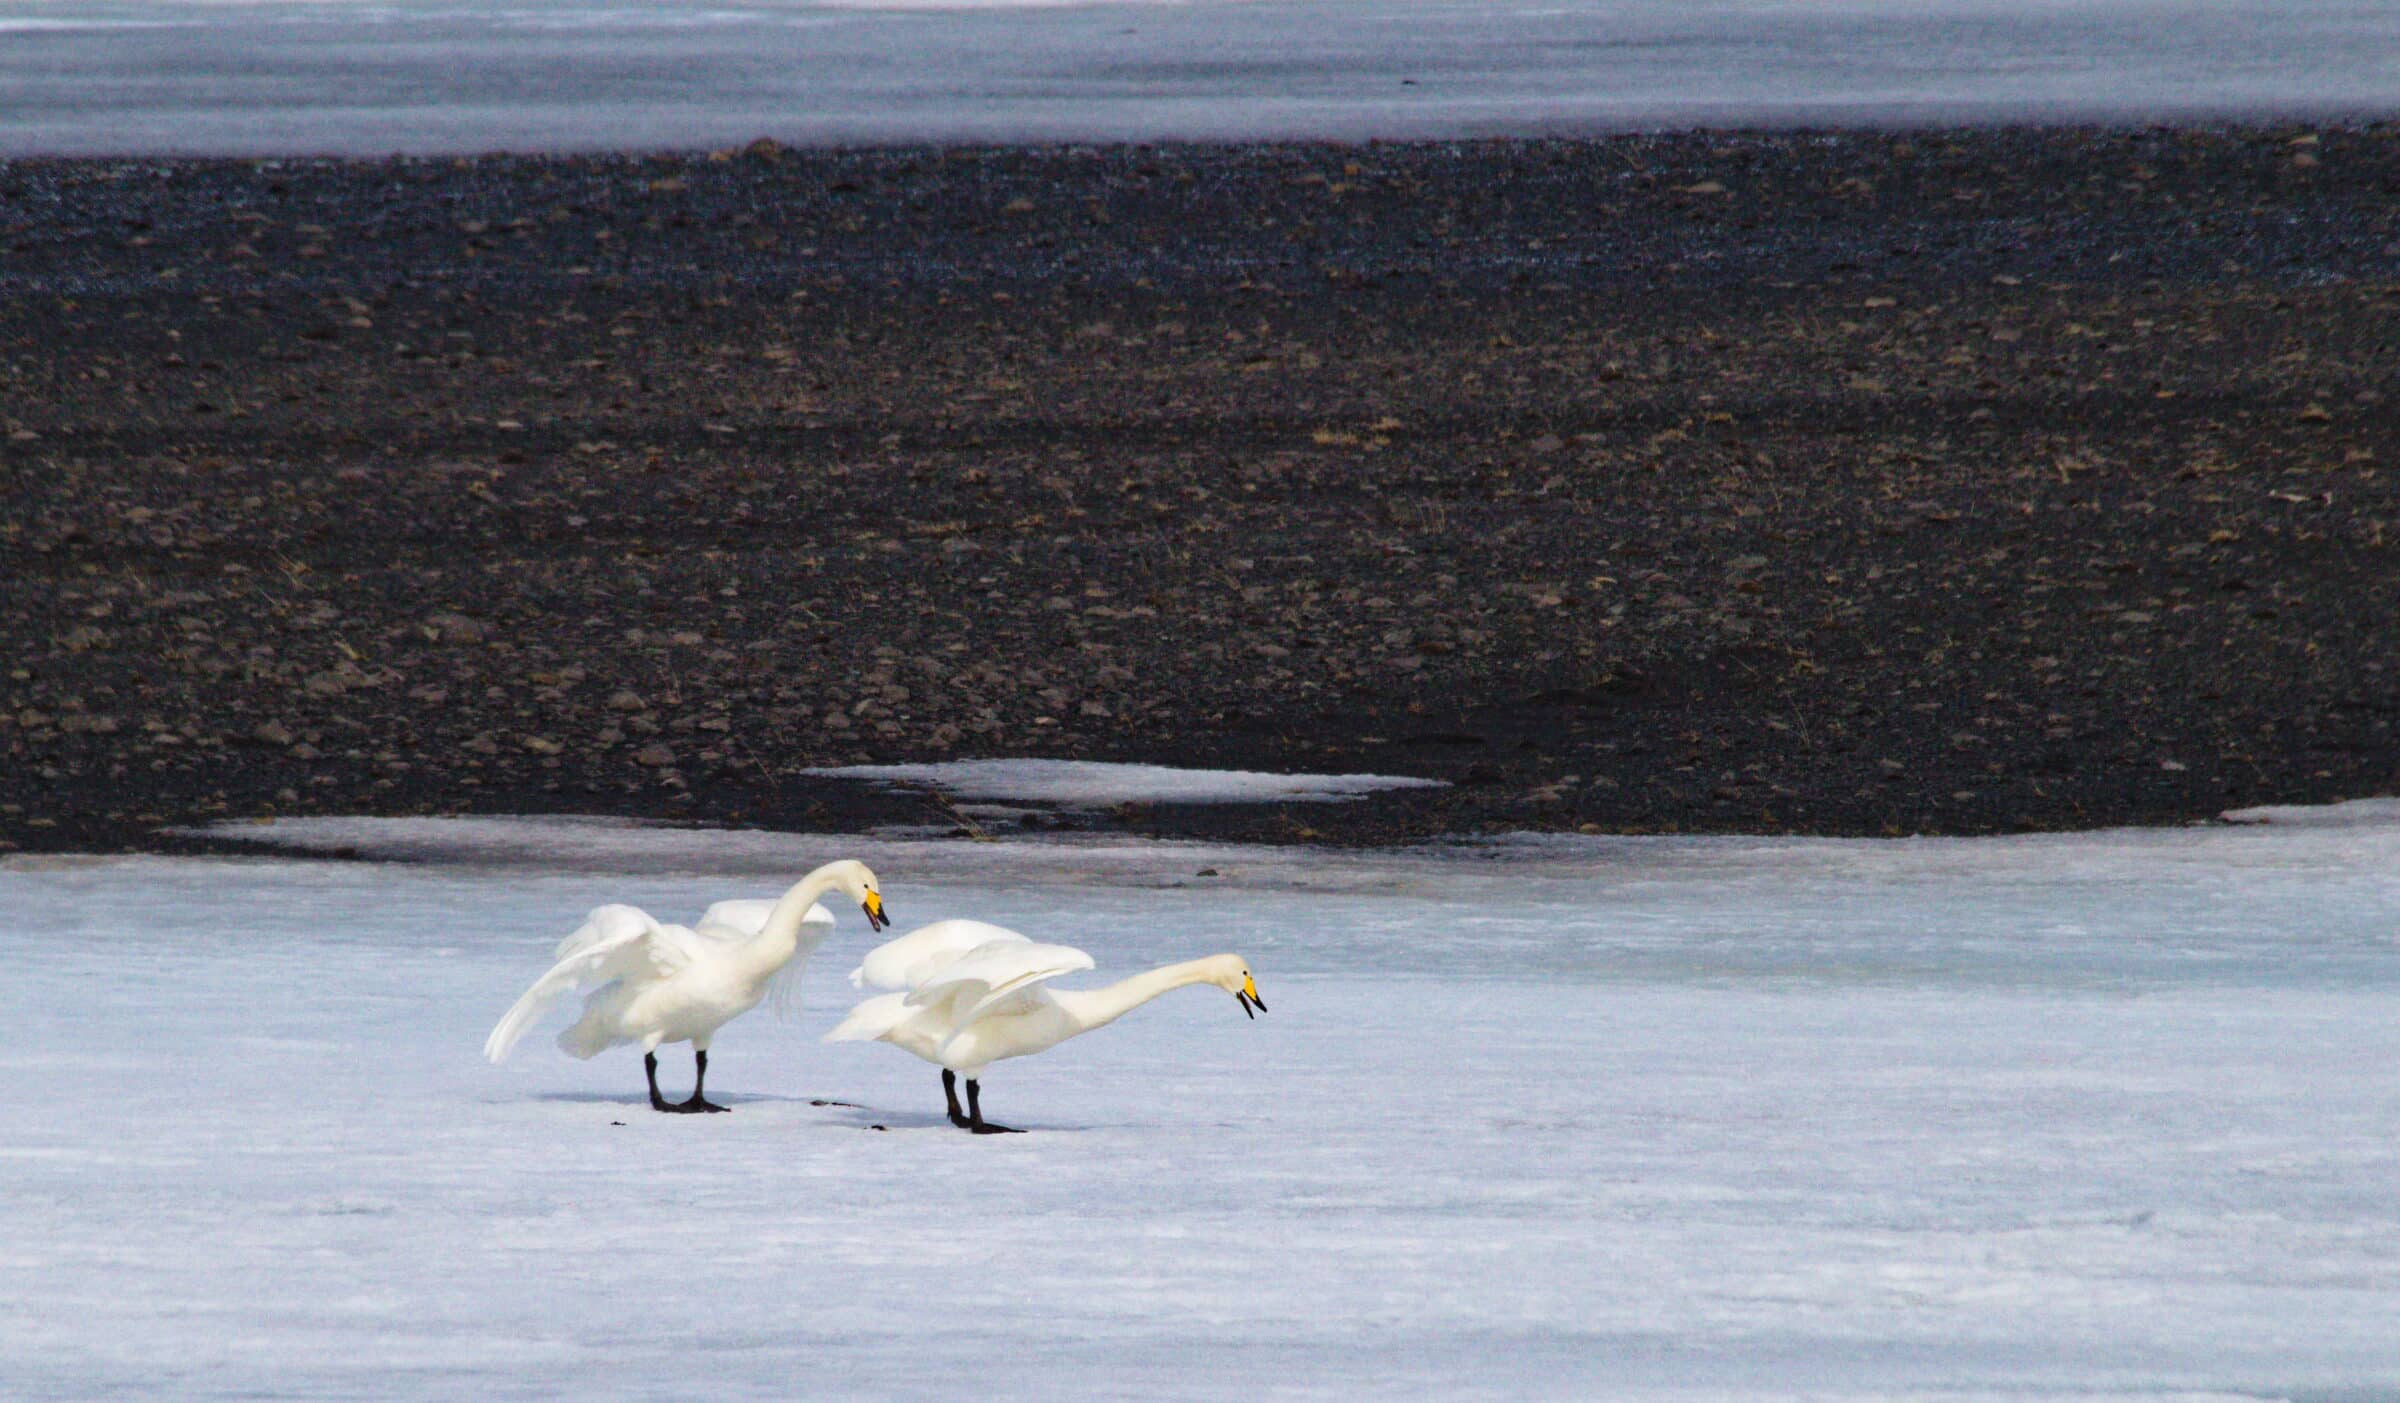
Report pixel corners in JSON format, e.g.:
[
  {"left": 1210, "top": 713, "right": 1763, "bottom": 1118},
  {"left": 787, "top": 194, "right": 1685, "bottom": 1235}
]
[{"left": 824, "top": 992, "right": 911, "bottom": 1044}]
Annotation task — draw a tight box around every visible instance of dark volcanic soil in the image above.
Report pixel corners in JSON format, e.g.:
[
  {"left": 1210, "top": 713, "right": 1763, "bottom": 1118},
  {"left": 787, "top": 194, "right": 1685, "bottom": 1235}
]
[{"left": 3, "top": 126, "right": 2397, "bottom": 854}]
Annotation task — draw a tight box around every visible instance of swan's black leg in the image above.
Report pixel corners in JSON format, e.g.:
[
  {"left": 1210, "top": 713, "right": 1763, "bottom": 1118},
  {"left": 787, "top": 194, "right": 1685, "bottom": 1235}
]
[
  {"left": 681, "top": 1049, "right": 730, "bottom": 1113},
  {"left": 645, "top": 1052, "right": 674, "bottom": 1112},
  {"left": 965, "top": 1078, "right": 1020, "bottom": 1135},
  {"left": 942, "top": 1069, "right": 970, "bottom": 1128}
]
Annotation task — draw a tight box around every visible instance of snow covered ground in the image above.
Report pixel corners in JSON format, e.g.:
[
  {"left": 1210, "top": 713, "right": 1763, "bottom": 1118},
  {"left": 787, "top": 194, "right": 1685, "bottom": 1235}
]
[
  {"left": 6, "top": 808, "right": 2400, "bottom": 1399},
  {"left": 3, "top": 0, "right": 2397, "bottom": 156}
]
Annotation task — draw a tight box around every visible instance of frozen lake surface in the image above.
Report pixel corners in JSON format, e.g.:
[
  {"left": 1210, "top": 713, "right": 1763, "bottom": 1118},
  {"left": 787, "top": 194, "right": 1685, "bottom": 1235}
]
[
  {"left": 3, "top": 0, "right": 2398, "bottom": 156},
  {"left": 6, "top": 808, "right": 2400, "bottom": 1398}
]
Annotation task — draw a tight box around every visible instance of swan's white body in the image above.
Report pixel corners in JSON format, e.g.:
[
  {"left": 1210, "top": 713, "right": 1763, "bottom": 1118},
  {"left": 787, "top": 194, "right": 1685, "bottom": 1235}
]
[
  {"left": 484, "top": 860, "right": 881, "bottom": 1065},
  {"left": 827, "top": 919, "right": 1258, "bottom": 1081}
]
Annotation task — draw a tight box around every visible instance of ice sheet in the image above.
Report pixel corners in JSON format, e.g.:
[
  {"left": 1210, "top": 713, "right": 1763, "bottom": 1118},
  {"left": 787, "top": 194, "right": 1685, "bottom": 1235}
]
[
  {"left": 7, "top": 808, "right": 2400, "bottom": 1398},
  {"left": 1, "top": 0, "right": 2395, "bottom": 155}
]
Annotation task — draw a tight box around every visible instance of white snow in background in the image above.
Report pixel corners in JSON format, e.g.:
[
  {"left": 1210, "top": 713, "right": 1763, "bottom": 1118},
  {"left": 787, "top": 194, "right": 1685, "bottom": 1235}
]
[
  {"left": 9, "top": 805, "right": 2400, "bottom": 1398},
  {"left": 2, "top": 0, "right": 2396, "bottom": 155},
  {"left": 801, "top": 758, "right": 1445, "bottom": 807}
]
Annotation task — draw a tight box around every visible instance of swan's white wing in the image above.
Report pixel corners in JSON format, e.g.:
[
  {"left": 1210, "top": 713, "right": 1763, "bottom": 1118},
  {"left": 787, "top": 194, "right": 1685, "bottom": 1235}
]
[
  {"left": 823, "top": 991, "right": 914, "bottom": 1044},
  {"left": 484, "top": 905, "right": 691, "bottom": 1063},
  {"left": 694, "top": 898, "right": 835, "bottom": 943},
  {"left": 905, "top": 940, "right": 1095, "bottom": 1027},
  {"left": 638, "top": 923, "right": 711, "bottom": 975},
  {"left": 693, "top": 898, "right": 775, "bottom": 940},
  {"left": 550, "top": 903, "right": 660, "bottom": 964},
  {"left": 690, "top": 898, "right": 836, "bottom": 1017},
  {"left": 764, "top": 905, "right": 837, "bottom": 1018},
  {"left": 851, "top": 919, "right": 1030, "bottom": 991}
]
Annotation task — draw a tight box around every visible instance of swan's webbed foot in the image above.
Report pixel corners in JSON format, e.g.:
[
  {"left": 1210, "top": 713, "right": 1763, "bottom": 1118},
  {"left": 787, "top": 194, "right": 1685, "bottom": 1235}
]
[
  {"left": 645, "top": 1050, "right": 730, "bottom": 1113},
  {"left": 670, "top": 1049, "right": 729, "bottom": 1113},
  {"left": 962, "top": 1078, "right": 1018, "bottom": 1134},
  {"left": 651, "top": 1095, "right": 727, "bottom": 1113},
  {"left": 942, "top": 1069, "right": 971, "bottom": 1129}
]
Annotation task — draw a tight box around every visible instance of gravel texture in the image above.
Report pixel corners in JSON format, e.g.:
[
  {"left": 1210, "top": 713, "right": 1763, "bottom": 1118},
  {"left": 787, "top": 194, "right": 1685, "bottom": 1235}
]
[{"left": 2, "top": 125, "right": 2396, "bottom": 853}]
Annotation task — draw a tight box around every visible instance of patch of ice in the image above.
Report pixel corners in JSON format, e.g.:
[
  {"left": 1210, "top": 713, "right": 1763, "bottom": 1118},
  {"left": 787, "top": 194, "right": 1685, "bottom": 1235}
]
[
  {"left": 2220, "top": 796, "right": 2400, "bottom": 828},
  {"left": 801, "top": 758, "right": 1445, "bottom": 806}
]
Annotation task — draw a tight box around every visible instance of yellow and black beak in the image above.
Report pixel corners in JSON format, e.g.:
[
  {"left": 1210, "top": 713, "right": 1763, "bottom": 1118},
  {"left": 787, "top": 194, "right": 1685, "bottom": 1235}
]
[
  {"left": 1236, "top": 973, "right": 1266, "bottom": 1018},
  {"left": 862, "top": 890, "right": 890, "bottom": 932}
]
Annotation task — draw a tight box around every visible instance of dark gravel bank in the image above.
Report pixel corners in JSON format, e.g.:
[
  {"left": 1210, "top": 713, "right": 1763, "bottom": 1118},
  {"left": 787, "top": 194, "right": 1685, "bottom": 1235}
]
[{"left": 3, "top": 125, "right": 2397, "bottom": 854}]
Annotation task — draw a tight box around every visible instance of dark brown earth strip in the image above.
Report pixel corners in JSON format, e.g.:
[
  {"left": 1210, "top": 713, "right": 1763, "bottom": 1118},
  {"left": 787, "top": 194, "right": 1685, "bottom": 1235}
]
[{"left": 2, "top": 126, "right": 2396, "bottom": 854}]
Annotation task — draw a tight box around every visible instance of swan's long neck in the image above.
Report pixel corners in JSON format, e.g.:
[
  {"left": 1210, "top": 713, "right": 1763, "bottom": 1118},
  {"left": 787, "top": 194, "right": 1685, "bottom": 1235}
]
[
  {"left": 729, "top": 867, "right": 841, "bottom": 984},
  {"left": 1052, "top": 959, "right": 1224, "bottom": 1034}
]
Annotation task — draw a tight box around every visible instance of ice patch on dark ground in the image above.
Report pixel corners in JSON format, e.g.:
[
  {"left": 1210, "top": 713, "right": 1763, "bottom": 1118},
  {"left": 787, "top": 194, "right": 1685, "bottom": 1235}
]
[
  {"left": 2222, "top": 797, "right": 2400, "bottom": 829},
  {"left": 803, "top": 758, "right": 1446, "bottom": 806}
]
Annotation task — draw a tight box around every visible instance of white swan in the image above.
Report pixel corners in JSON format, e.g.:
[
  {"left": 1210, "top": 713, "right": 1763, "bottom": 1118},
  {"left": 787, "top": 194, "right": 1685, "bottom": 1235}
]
[
  {"left": 484, "top": 859, "right": 889, "bottom": 1112},
  {"left": 825, "top": 918, "right": 1263, "bottom": 1133}
]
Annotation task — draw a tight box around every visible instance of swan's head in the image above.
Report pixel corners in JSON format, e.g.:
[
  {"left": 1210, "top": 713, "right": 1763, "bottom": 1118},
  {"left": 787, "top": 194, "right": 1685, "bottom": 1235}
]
[
  {"left": 1202, "top": 954, "right": 1267, "bottom": 1019},
  {"left": 824, "top": 859, "right": 890, "bottom": 931}
]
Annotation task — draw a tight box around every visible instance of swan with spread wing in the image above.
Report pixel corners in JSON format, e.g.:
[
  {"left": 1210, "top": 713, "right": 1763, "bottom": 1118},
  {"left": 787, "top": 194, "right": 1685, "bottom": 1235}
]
[{"left": 484, "top": 859, "right": 890, "bottom": 1112}]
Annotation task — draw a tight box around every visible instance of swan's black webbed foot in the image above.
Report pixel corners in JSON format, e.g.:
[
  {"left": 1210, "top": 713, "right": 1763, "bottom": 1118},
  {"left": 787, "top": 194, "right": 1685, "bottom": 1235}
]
[
  {"left": 943, "top": 1069, "right": 972, "bottom": 1128},
  {"left": 962, "top": 1078, "right": 1018, "bottom": 1134},
  {"left": 672, "top": 1050, "right": 729, "bottom": 1113},
  {"left": 653, "top": 1095, "right": 727, "bottom": 1113},
  {"left": 646, "top": 1050, "right": 729, "bottom": 1112}
]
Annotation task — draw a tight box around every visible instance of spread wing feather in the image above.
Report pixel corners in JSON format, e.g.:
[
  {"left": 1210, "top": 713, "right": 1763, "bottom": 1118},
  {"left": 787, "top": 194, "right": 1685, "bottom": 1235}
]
[
  {"left": 850, "top": 919, "right": 1030, "bottom": 991},
  {"left": 905, "top": 940, "right": 1096, "bottom": 1026},
  {"left": 823, "top": 991, "right": 915, "bottom": 1044},
  {"left": 833, "top": 922, "right": 1093, "bottom": 1060},
  {"left": 484, "top": 904, "right": 693, "bottom": 1062}
]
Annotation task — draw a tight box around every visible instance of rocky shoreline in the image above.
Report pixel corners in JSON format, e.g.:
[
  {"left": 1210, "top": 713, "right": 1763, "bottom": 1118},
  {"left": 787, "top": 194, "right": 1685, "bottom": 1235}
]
[{"left": 3, "top": 125, "right": 2396, "bottom": 854}]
